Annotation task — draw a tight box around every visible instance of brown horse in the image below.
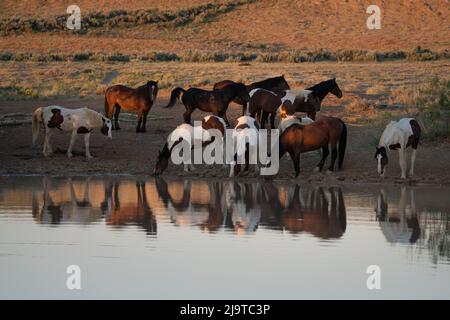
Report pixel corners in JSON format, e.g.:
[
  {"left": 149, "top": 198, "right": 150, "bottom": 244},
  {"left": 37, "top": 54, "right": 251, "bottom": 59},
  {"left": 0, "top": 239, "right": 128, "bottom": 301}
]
[
  {"left": 104, "top": 80, "right": 158, "bottom": 133},
  {"left": 213, "top": 75, "right": 290, "bottom": 115},
  {"left": 275, "top": 78, "right": 343, "bottom": 121},
  {"left": 164, "top": 82, "right": 249, "bottom": 126},
  {"left": 278, "top": 115, "right": 347, "bottom": 177}
]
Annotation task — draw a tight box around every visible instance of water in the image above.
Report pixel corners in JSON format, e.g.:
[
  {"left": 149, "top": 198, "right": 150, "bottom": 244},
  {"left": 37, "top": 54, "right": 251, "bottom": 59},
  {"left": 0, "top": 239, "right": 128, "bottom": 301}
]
[{"left": 0, "top": 176, "right": 449, "bottom": 299}]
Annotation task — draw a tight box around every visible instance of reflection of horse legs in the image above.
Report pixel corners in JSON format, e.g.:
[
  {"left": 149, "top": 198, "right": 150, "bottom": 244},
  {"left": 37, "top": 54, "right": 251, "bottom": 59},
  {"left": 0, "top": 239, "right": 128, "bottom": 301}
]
[
  {"left": 113, "top": 105, "right": 121, "bottom": 130},
  {"left": 315, "top": 145, "right": 330, "bottom": 172}
]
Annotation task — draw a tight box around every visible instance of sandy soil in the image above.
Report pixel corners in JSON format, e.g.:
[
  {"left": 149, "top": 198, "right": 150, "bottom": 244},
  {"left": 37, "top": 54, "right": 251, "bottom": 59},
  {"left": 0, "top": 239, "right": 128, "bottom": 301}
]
[{"left": 1, "top": 97, "right": 450, "bottom": 185}]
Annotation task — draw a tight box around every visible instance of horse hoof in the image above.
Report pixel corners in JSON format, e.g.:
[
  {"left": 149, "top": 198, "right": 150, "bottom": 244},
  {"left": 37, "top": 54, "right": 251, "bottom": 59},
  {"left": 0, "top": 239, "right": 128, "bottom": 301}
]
[
  {"left": 67, "top": 153, "right": 73, "bottom": 158},
  {"left": 313, "top": 166, "right": 321, "bottom": 173},
  {"left": 326, "top": 169, "right": 333, "bottom": 175}
]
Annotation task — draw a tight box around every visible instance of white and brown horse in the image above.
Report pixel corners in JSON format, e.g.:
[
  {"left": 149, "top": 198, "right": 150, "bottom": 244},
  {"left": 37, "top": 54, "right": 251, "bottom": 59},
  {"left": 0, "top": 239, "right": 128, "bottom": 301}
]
[
  {"left": 32, "top": 106, "right": 112, "bottom": 160},
  {"left": 153, "top": 115, "right": 226, "bottom": 175},
  {"left": 375, "top": 118, "right": 421, "bottom": 179},
  {"left": 278, "top": 78, "right": 343, "bottom": 121},
  {"left": 248, "top": 88, "right": 313, "bottom": 129},
  {"left": 229, "top": 116, "right": 260, "bottom": 177}
]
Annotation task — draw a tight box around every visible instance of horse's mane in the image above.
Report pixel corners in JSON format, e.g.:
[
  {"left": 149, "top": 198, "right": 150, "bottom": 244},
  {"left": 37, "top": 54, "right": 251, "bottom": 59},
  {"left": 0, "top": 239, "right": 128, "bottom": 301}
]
[
  {"left": 306, "top": 79, "right": 334, "bottom": 92},
  {"left": 250, "top": 75, "right": 288, "bottom": 89},
  {"left": 147, "top": 80, "right": 158, "bottom": 87}
]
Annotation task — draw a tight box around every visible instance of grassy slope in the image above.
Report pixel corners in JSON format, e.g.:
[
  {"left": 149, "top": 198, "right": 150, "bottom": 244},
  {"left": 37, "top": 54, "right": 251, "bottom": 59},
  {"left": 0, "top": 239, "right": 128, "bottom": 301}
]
[{"left": 0, "top": 0, "right": 449, "bottom": 54}]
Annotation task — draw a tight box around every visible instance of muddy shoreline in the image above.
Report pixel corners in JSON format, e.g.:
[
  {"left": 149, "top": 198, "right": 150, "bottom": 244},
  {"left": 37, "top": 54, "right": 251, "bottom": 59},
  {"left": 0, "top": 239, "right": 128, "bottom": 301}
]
[{"left": 1, "top": 97, "right": 450, "bottom": 186}]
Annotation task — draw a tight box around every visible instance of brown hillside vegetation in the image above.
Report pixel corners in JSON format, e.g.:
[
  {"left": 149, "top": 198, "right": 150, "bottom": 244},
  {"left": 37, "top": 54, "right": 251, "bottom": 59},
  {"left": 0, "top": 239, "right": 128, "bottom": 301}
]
[{"left": 0, "top": 0, "right": 448, "bottom": 54}]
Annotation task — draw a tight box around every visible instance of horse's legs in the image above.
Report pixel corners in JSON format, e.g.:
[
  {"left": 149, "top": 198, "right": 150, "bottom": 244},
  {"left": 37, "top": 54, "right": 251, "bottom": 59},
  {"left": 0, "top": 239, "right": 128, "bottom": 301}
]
[
  {"left": 260, "top": 111, "right": 269, "bottom": 129},
  {"left": 218, "top": 108, "right": 230, "bottom": 127},
  {"left": 183, "top": 105, "right": 194, "bottom": 125},
  {"left": 410, "top": 148, "right": 417, "bottom": 177},
  {"left": 113, "top": 105, "right": 121, "bottom": 130},
  {"left": 242, "top": 103, "right": 247, "bottom": 116},
  {"left": 67, "top": 130, "right": 77, "bottom": 158},
  {"left": 315, "top": 145, "right": 329, "bottom": 172},
  {"left": 141, "top": 110, "right": 149, "bottom": 132},
  {"left": 328, "top": 144, "right": 338, "bottom": 172},
  {"left": 398, "top": 148, "right": 407, "bottom": 179},
  {"left": 290, "top": 151, "right": 300, "bottom": 177},
  {"left": 270, "top": 112, "right": 276, "bottom": 129},
  {"left": 136, "top": 111, "right": 143, "bottom": 133},
  {"left": 43, "top": 129, "right": 52, "bottom": 157},
  {"left": 84, "top": 133, "right": 92, "bottom": 160}
]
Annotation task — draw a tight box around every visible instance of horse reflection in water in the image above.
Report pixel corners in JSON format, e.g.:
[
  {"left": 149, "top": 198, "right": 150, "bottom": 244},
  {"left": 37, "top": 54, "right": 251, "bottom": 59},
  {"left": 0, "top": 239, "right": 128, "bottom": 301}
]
[
  {"left": 32, "top": 177, "right": 156, "bottom": 235},
  {"left": 32, "top": 177, "right": 103, "bottom": 225},
  {"left": 154, "top": 177, "right": 347, "bottom": 239},
  {"left": 102, "top": 178, "right": 157, "bottom": 235},
  {"left": 375, "top": 187, "right": 420, "bottom": 244},
  {"left": 155, "top": 177, "right": 228, "bottom": 233},
  {"left": 260, "top": 184, "right": 347, "bottom": 238}
]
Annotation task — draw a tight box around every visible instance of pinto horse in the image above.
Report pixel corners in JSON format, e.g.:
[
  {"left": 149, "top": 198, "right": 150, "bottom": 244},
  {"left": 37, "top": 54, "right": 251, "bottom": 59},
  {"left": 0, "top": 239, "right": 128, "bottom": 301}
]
[
  {"left": 32, "top": 106, "right": 112, "bottom": 160},
  {"left": 248, "top": 88, "right": 313, "bottom": 129},
  {"left": 104, "top": 80, "right": 158, "bottom": 133},
  {"left": 213, "top": 75, "right": 290, "bottom": 116},
  {"left": 278, "top": 115, "right": 347, "bottom": 177},
  {"left": 277, "top": 78, "right": 343, "bottom": 121},
  {"left": 153, "top": 115, "right": 227, "bottom": 175},
  {"left": 164, "top": 82, "right": 249, "bottom": 126},
  {"left": 375, "top": 118, "right": 421, "bottom": 179}
]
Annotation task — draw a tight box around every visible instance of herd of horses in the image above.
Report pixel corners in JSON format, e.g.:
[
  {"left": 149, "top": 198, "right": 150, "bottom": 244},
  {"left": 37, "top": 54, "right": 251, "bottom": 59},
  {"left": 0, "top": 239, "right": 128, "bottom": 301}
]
[{"left": 31, "top": 75, "right": 421, "bottom": 179}]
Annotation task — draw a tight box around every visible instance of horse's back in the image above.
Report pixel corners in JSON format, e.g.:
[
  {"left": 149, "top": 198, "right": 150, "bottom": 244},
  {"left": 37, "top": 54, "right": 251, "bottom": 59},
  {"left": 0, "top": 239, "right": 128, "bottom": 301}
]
[{"left": 213, "top": 80, "right": 235, "bottom": 90}]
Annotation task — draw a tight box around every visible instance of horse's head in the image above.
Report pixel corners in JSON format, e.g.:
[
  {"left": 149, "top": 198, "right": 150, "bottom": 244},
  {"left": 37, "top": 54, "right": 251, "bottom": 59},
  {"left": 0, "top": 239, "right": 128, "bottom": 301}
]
[
  {"left": 154, "top": 144, "right": 170, "bottom": 175},
  {"left": 375, "top": 146, "right": 388, "bottom": 176},
  {"left": 101, "top": 118, "right": 113, "bottom": 139},
  {"left": 234, "top": 82, "right": 250, "bottom": 103},
  {"left": 147, "top": 80, "right": 159, "bottom": 101},
  {"left": 330, "top": 78, "right": 343, "bottom": 98}
]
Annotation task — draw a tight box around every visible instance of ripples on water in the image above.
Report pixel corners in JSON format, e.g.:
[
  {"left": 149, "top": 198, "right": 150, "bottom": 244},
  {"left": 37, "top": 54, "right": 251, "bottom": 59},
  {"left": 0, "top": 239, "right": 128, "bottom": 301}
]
[{"left": 0, "top": 176, "right": 449, "bottom": 299}]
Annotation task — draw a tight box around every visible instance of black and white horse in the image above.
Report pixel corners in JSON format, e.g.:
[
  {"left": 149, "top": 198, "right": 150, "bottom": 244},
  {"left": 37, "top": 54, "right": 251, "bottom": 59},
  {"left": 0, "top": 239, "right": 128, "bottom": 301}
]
[{"left": 375, "top": 118, "right": 421, "bottom": 179}]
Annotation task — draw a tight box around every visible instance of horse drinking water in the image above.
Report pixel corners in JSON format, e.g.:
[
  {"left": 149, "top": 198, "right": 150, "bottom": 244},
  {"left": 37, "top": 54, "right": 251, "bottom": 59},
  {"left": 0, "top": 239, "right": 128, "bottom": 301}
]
[
  {"left": 104, "top": 80, "right": 158, "bottom": 133},
  {"left": 375, "top": 118, "right": 421, "bottom": 179}
]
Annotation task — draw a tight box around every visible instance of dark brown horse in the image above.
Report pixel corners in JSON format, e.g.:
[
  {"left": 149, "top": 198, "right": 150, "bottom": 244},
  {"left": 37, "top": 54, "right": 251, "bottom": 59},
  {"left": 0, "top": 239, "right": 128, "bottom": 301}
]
[
  {"left": 213, "top": 75, "right": 290, "bottom": 115},
  {"left": 276, "top": 78, "right": 343, "bottom": 121},
  {"left": 104, "top": 80, "right": 158, "bottom": 133},
  {"left": 164, "top": 82, "right": 249, "bottom": 126},
  {"left": 278, "top": 115, "right": 347, "bottom": 177}
]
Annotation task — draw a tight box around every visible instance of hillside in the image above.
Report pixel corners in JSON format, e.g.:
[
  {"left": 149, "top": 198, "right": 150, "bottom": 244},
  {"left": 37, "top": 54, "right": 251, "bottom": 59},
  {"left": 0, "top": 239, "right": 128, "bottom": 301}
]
[{"left": 0, "top": 0, "right": 448, "bottom": 55}]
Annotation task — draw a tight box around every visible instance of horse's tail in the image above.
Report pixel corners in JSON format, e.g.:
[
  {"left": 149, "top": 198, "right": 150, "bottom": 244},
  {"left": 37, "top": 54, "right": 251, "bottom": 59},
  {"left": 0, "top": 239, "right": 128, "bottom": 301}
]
[
  {"left": 32, "top": 107, "right": 43, "bottom": 146},
  {"left": 338, "top": 119, "right": 347, "bottom": 169},
  {"left": 164, "top": 87, "right": 185, "bottom": 108}
]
